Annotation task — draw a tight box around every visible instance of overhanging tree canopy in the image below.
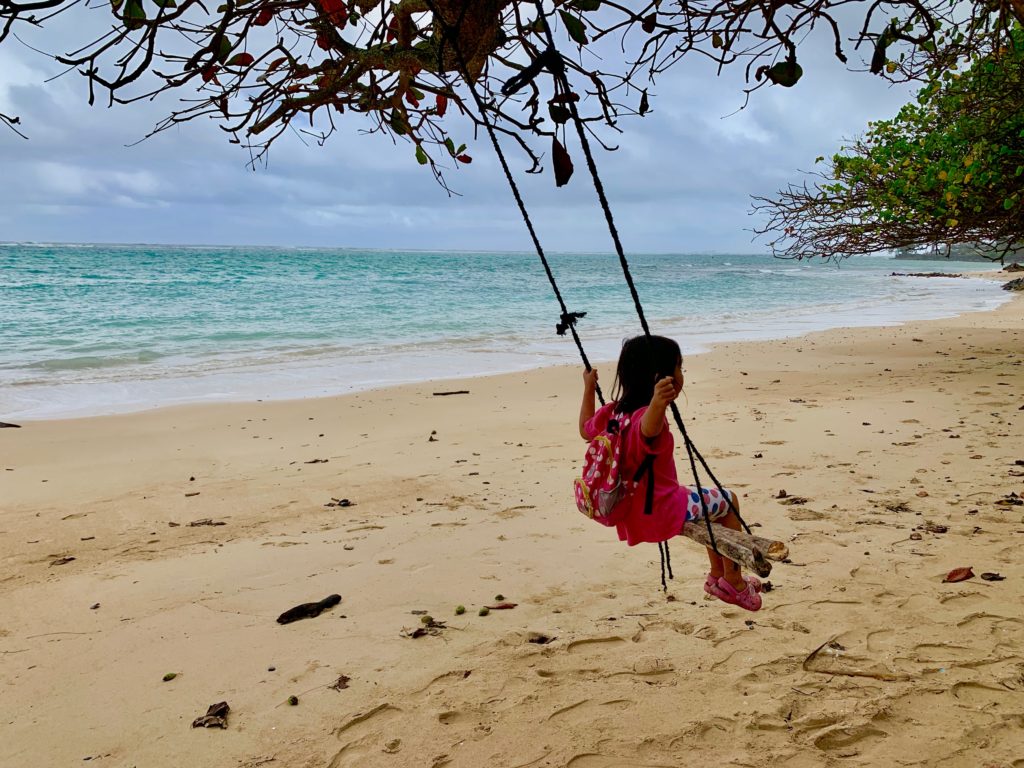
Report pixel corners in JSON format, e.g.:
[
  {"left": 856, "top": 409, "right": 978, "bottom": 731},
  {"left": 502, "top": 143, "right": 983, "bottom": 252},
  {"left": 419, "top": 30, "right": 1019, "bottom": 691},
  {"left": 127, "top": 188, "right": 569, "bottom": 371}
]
[
  {"left": 1, "top": 1, "right": 1022, "bottom": 189},
  {"left": 754, "top": 24, "right": 1024, "bottom": 261}
]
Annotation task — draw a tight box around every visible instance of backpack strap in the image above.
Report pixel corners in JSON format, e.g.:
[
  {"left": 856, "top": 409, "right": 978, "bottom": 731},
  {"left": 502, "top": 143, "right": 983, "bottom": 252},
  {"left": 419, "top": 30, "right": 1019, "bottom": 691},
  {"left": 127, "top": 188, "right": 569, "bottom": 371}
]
[{"left": 633, "top": 454, "right": 656, "bottom": 515}]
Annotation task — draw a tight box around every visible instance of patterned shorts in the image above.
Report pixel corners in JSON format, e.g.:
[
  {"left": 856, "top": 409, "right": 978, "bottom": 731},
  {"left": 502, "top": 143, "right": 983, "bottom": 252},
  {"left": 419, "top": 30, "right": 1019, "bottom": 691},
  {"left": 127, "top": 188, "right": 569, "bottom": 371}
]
[{"left": 682, "top": 486, "right": 734, "bottom": 522}]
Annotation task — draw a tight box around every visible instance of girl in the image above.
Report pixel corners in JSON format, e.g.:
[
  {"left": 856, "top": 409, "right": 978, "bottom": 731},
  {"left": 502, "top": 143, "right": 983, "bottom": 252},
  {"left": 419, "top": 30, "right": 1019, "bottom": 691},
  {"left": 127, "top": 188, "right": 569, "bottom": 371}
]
[{"left": 578, "top": 335, "right": 762, "bottom": 611}]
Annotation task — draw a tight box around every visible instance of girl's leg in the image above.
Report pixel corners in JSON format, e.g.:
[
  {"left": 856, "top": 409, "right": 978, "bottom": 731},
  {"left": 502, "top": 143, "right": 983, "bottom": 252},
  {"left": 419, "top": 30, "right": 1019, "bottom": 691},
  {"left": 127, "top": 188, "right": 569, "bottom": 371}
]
[
  {"left": 715, "top": 508, "right": 747, "bottom": 592},
  {"left": 704, "top": 492, "right": 736, "bottom": 583},
  {"left": 705, "top": 546, "right": 725, "bottom": 580}
]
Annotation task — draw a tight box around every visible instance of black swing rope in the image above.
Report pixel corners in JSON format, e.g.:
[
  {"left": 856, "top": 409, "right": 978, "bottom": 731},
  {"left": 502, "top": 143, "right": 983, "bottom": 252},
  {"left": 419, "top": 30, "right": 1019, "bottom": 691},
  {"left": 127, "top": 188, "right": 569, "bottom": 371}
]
[
  {"left": 424, "top": 0, "right": 749, "bottom": 588},
  {"left": 528, "top": 2, "right": 754, "bottom": 548}
]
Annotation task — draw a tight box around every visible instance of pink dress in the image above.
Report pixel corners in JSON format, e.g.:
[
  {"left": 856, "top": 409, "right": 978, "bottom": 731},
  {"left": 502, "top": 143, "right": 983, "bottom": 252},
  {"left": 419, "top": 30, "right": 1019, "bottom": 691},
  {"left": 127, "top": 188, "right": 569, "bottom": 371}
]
[{"left": 583, "top": 402, "right": 733, "bottom": 546}]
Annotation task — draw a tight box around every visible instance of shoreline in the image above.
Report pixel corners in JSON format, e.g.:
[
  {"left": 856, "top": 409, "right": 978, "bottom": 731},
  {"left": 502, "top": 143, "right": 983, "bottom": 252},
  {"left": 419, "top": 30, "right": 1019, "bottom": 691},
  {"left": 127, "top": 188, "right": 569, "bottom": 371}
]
[
  {"left": 4, "top": 270, "right": 1014, "bottom": 424},
  {"left": 2, "top": 286, "right": 1023, "bottom": 766}
]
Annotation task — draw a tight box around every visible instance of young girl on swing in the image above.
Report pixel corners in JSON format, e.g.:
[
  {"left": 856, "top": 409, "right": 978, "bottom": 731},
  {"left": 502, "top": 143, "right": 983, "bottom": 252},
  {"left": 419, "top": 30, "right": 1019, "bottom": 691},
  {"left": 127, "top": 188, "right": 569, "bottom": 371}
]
[{"left": 578, "top": 335, "right": 762, "bottom": 612}]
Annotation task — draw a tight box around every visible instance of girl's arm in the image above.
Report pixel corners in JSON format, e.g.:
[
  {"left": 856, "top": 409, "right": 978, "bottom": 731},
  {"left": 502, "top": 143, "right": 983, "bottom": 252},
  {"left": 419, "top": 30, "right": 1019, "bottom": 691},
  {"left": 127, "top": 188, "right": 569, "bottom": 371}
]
[
  {"left": 578, "top": 369, "right": 599, "bottom": 440},
  {"left": 641, "top": 376, "right": 678, "bottom": 438}
]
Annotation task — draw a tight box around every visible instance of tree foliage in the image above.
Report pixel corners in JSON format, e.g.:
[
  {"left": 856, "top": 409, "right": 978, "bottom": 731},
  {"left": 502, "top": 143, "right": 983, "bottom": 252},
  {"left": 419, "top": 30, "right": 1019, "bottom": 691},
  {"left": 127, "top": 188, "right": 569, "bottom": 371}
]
[
  {"left": 755, "top": 23, "right": 1024, "bottom": 261},
  {"left": 1, "top": 0, "right": 1022, "bottom": 189}
]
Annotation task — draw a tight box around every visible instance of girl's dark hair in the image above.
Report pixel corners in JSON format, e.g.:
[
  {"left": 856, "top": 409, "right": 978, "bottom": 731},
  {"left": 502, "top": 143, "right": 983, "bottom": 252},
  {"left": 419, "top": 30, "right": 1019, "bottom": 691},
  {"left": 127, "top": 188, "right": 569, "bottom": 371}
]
[{"left": 612, "top": 335, "right": 682, "bottom": 413}]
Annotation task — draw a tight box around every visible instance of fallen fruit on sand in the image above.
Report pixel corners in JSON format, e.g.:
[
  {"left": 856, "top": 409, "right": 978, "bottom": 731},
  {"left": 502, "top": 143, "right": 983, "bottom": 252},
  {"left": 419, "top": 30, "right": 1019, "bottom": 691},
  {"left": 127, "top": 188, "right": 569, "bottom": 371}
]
[
  {"left": 276, "top": 594, "right": 342, "bottom": 624},
  {"left": 479, "top": 607, "right": 490, "bottom": 616},
  {"left": 494, "top": 594, "right": 505, "bottom": 601},
  {"left": 163, "top": 672, "right": 177, "bottom": 682},
  {"left": 288, "top": 696, "right": 298, "bottom": 706},
  {"left": 455, "top": 605, "right": 466, "bottom": 615},
  {"left": 420, "top": 615, "right": 434, "bottom": 624},
  {"left": 943, "top": 567, "right": 975, "bottom": 583}
]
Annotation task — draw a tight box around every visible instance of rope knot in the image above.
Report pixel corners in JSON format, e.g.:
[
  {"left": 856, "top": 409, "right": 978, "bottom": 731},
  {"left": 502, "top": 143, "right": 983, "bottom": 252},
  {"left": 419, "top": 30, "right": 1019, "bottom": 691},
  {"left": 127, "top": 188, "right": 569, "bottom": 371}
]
[{"left": 556, "top": 311, "right": 587, "bottom": 336}]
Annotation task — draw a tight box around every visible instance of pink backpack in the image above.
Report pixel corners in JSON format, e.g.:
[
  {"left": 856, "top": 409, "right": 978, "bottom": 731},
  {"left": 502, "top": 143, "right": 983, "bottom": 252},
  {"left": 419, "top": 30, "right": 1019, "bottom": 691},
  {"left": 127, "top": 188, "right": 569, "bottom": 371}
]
[{"left": 574, "top": 413, "right": 655, "bottom": 526}]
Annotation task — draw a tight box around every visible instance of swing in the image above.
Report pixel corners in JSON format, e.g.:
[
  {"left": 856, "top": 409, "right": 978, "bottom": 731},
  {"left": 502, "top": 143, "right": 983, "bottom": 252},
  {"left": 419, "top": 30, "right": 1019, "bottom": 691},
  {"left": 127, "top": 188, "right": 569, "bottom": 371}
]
[{"left": 424, "top": 0, "right": 790, "bottom": 586}]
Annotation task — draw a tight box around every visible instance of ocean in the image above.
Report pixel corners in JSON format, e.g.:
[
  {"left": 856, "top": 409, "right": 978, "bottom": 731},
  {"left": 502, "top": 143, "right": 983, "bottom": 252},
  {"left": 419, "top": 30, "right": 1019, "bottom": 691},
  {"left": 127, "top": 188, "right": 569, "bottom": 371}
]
[{"left": 0, "top": 243, "right": 1010, "bottom": 420}]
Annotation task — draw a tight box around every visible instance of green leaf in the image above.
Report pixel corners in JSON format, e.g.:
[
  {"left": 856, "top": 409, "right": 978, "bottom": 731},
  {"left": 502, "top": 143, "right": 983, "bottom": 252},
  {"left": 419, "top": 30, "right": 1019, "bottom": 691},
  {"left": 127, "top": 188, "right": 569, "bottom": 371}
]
[
  {"left": 216, "top": 36, "right": 233, "bottom": 63},
  {"left": 558, "top": 10, "right": 588, "bottom": 45},
  {"left": 765, "top": 61, "right": 802, "bottom": 87},
  {"left": 124, "top": 0, "right": 146, "bottom": 29},
  {"left": 548, "top": 103, "right": 571, "bottom": 124},
  {"left": 415, "top": 145, "right": 429, "bottom": 165},
  {"left": 444, "top": 138, "right": 456, "bottom": 156},
  {"left": 110, "top": 0, "right": 124, "bottom": 11},
  {"left": 389, "top": 111, "right": 409, "bottom": 136}
]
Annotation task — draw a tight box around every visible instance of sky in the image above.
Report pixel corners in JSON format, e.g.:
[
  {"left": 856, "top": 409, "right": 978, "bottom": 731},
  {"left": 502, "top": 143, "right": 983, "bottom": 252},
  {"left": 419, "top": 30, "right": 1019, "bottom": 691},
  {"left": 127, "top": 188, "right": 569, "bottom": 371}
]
[{"left": 0, "top": 6, "right": 919, "bottom": 253}]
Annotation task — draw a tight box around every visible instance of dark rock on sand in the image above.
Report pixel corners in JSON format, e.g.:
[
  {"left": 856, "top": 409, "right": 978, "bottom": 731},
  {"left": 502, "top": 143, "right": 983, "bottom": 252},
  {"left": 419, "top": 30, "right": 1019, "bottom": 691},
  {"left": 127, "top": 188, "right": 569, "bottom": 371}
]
[{"left": 277, "top": 594, "right": 342, "bottom": 624}]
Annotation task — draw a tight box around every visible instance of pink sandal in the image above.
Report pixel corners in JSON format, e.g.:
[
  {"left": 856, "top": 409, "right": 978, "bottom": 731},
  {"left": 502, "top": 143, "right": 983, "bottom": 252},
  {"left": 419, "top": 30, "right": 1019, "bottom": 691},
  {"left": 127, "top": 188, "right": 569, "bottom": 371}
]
[
  {"left": 708, "top": 577, "right": 765, "bottom": 614},
  {"left": 704, "top": 573, "right": 761, "bottom": 595},
  {"left": 711, "top": 576, "right": 762, "bottom": 612}
]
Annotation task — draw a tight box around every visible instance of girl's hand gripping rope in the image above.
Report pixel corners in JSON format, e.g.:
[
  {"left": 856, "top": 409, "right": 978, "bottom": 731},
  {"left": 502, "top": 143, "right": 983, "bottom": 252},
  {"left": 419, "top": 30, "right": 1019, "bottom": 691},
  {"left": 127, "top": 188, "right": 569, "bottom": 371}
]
[{"left": 641, "top": 375, "right": 678, "bottom": 439}]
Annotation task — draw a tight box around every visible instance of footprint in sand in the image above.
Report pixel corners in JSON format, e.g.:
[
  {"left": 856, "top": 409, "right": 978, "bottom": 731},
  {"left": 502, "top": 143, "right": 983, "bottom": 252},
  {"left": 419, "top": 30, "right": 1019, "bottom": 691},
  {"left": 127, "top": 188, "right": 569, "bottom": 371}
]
[
  {"left": 956, "top": 612, "right": 1024, "bottom": 634},
  {"left": 900, "top": 643, "right": 980, "bottom": 664},
  {"left": 950, "top": 681, "right": 1021, "bottom": 708},
  {"left": 939, "top": 591, "right": 990, "bottom": 609},
  {"left": 813, "top": 723, "right": 889, "bottom": 756},
  {"left": 866, "top": 628, "right": 896, "bottom": 653},
  {"left": 565, "top": 636, "right": 627, "bottom": 654},
  {"left": 329, "top": 704, "right": 403, "bottom": 768},
  {"left": 546, "top": 698, "right": 635, "bottom": 722},
  {"left": 565, "top": 755, "right": 676, "bottom": 768}
]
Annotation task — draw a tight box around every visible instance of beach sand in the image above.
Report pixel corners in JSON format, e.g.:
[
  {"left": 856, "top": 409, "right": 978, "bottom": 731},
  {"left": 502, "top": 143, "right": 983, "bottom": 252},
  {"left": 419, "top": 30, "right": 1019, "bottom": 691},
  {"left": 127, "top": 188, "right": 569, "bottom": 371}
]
[{"left": 2, "top": 278, "right": 1022, "bottom": 768}]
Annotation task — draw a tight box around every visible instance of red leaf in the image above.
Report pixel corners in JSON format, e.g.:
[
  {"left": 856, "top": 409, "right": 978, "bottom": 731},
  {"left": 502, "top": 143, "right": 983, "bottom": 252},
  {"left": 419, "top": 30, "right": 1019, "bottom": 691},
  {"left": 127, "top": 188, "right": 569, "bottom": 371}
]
[
  {"left": 404, "top": 91, "right": 420, "bottom": 108},
  {"left": 456, "top": 154, "right": 472, "bottom": 164},
  {"left": 943, "top": 566, "right": 975, "bottom": 583},
  {"left": 227, "top": 52, "right": 254, "bottom": 67},
  {"left": 486, "top": 603, "right": 518, "bottom": 610},
  {"left": 435, "top": 93, "right": 448, "bottom": 117},
  {"left": 201, "top": 65, "right": 220, "bottom": 84},
  {"left": 552, "top": 137, "right": 573, "bottom": 187},
  {"left": 316, "top": 33, "right": 331, "bottom": 50},
  {"left": 318, "top": 0, "right": 347, "bottom": 27},
  {"left": 266, "top": 56, "right": 286, "bottom": 73},
  {"left": 253, "top": 7, "right": 273, "bottom": 26}
]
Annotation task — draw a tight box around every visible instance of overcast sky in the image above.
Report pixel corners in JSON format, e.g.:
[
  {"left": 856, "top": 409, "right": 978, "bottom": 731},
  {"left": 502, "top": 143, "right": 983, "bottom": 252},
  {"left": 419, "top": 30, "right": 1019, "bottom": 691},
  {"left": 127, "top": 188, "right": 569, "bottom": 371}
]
[{"left": 0, "top": 8, "right": 918, "bottom": 253}]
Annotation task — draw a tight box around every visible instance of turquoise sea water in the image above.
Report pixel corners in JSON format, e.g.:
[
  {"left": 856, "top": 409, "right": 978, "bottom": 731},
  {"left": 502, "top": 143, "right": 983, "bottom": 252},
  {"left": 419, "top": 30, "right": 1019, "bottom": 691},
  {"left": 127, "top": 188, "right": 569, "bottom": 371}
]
[{"left": 0, "top": 243, "right": 1010, "bottom": 419}]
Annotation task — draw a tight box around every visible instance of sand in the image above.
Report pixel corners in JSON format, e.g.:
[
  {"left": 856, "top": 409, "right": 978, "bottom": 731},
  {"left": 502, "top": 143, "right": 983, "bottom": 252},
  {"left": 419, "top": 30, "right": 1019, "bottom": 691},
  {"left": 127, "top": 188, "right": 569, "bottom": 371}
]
[{"left": 2, "top": 277, "right": 1022, "bottom": 768}]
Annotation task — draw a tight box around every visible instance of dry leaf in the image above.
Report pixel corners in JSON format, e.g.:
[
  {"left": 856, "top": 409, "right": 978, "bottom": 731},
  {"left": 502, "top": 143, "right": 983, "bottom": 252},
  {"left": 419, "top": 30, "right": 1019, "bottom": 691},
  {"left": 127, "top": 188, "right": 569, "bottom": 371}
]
[{"left": 943, "top": 567, "right": 975, "bottom": 583}]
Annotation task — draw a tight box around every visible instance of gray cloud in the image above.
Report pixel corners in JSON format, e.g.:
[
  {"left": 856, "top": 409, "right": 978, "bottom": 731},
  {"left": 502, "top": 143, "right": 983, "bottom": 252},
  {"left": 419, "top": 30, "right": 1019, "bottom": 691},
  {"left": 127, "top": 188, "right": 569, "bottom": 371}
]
[{"left": 0, "top": 10, "right": 917, "bottom": 252}]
